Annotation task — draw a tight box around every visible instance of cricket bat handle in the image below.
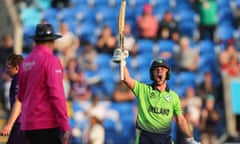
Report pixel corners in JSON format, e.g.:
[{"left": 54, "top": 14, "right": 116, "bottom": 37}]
[{"left": 120, "top": 58, "right": 124, "bottom": 80}]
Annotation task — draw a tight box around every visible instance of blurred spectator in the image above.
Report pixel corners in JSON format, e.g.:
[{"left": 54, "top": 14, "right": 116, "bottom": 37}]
[
  {"left": 96, "top": 25, "right": 117, "bottom": 55},
  {"left": 136, "top": 3, "right": 158, "bottom": 40},
  {"left": 69, "top": 70, "right": 92, "bottom": 101},
  {"left": 123, "top": 23, "right": 137, "bottom": 56},
  {"left": 157, "top": 10, "right": 178, "bottom": 40},
  {"left": 199, "top": 94, "right": 220, "bottom": 144},
  {"left": 218, "top": 44, "right": 238, "bottom": 71},
  {"left": 0, "top": 34, "right": 14, "bottom": 68},
  {"left": 0, "top": 34, "right": 14, "bottom": 108},
  {"left": 196, "top": 0, "right": 217, "bottom": 41},
  {"left": 174, "top": 36, "right": 199, "bottom": 71},
  {"left": 55, "top": 22, "right": 79, "bottom": 67},
  {"left": 112, "top": 81, "right": 135, "bottom": 102},
  {"left": 65, "top": 58, "right": 94, "bottom": 101},
  {"left": 65, "top": 58, "right": 80, "bottom": 83},
  {"left": 83, "top": 96, "right": 105, "bottom": 144},
  {"left": 171, "top": 30, "right": 181, "bottom": 44},
  {"left": 83, "top": 112, "right": 105, "bottom": 144},
  {"left": 85, "top": 96, "right": 106, "bottom": 121},
  {"left": 225, "top": 54, "right": 240, "bottom": 77},
  {"left": 77, "top": 42, "right": 98, "bottom": 71},
  {"left": 55, "top": 22, "right": 79, "bottom": 53},
  {"left": 62, "top": 68, "right": 71, "bottom": 100},
  {"left": 197, "top": 71, "right": 217, "bottom": 100},
  {"left": 184, "top": 86, "right": 202, "bottom": 127}
]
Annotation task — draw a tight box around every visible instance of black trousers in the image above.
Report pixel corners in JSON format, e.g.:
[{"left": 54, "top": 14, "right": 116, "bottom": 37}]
[
  {"left": 7, "top": 123, "right": 29, "bottom": 144},
  {"left": 25, "top": 128, "right": 62, "bottom": 144},
  {"left": 137, "top": 129, "right": 172, "bottom": 144}
]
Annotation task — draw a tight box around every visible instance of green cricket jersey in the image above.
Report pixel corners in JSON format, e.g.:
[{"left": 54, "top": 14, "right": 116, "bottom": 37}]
[{"left": 133, "top": 81, "right": 182, "bottom": 133}]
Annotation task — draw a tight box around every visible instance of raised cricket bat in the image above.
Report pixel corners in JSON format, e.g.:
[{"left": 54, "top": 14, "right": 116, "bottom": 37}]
[{"left": 118, "top": 0, "right": 126, "bottom": 80}]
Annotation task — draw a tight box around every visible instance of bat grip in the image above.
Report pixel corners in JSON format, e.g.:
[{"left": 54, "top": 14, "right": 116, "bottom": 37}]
[
  {"left": 120, "top": 60, "right": 124, "bottom": 80},
  {"left": 119, "top": 34, "right": 124, "bottom": 80}
]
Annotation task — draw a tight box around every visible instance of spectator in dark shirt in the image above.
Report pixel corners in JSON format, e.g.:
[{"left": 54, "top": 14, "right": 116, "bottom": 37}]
[
  {"left": 199, "top": 94, "right": 220, "bottom": 144},
  {"left": 157, "top": 10, "right": 178, "bottom": 40},
  {"left": 96, "top": 25, "right": 117, "bottom": 55}
]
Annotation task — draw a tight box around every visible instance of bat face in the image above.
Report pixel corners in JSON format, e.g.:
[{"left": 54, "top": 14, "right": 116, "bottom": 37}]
[
  {"left": 118, "top": 0, "right": 126, "bottom": 39},
  {"left": 117, "top": 0, "right": 127, "bottom": 80}
]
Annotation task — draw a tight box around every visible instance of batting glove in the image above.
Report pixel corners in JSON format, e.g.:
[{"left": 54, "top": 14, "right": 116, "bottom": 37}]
[
  {"left": 112, "top": 48, "right": 129, "bottom": 63},
  {"left": 186, "top": 137, "right": 201, "bottom": 144}
]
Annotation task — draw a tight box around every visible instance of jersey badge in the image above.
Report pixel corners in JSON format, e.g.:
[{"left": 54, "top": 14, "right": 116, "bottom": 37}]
[{"left": 165, "top": 95, "right": 172, "bottom": 101}]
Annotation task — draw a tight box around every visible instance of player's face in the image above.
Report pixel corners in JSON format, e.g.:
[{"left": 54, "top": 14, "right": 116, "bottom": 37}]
[
  {"left": 6, "top": 62, "right": 18, "bottom": 78},
  {"left": 152, "top": 67, "right": 168, "bottom": 85}
]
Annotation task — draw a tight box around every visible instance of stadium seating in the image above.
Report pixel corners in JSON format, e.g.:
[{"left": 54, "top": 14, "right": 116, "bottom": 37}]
[
  {"left": 217, "top": 0, "right": 231, "bottom": 9},
  {"left": 91, "top": 0, "right": 111, "bottom": 8},
  {"left": 216, "top": 23, "right": 234, "bottom": 42},
  {"left": 197, "top": 39, "right": 215, "bottom": 56},
  {"left": 34, "top": 0, "right": 51, "bottom": 10},
  {"left": 136, "top": 39, "right": 154, "bottom": 54},
  {"left": 130, "top": 52, "right": 152, "bottom": 72},
  {"left": 153, "top": 5, "right": 170, "bottom": 21},
  {"left": 22, "top": 25, "right": 36, "bottom": 47},
  {"left": 42, "top": 8, "right": 59, "bottom": 22},
  {"left": 58, "top": 7, "right": 78, "bottom": 21},
  {"left": 20, "top": 7, "right": 41, "bottom": 27},
  {"left": 174, "top": 71, "right": 197, "bottom": 90},
  {"left": 75, "top": 6, "right": 96, "bottom": 24},
  {"left": 77, "top": 22, "right": 97, "bottom": 43},
  {"left": 150, "top": 0, "right": 171, "bottom": 8},
  {"left": 71, "top": 0, "right": 89, "bottom": 6},
  {"left": 217, "top": 7, "right": 234, "bottom": 25},
  {"left": 157, "top": 39, "right": 175, "bottom": 53},
  {"left": 95, "top": 7, "right": 118, "bottom": 25}
]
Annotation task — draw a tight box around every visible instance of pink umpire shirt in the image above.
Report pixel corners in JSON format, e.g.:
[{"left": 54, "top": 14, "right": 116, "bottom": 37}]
[{"left": 18, "top": 45, "right": 70, "bottom": 131}]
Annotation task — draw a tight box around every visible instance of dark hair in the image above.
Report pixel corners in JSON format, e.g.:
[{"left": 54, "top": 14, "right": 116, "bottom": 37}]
[{"left": 7, "top": 54, "right": 24, "bottom": 67}]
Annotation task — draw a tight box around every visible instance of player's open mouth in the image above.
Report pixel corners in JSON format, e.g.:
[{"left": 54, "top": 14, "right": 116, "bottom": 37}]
[{"left": 158, "top": 75, "right": 162, "bottom": 80}]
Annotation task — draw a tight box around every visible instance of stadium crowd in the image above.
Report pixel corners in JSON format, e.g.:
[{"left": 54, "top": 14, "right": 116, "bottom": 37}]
[{"left": 1, "top": 0, "right": 240, "bottom": 143}]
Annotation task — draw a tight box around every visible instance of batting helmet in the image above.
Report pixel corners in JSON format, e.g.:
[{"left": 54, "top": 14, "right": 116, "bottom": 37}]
[{"left": 150, "top": 58, "right": 171, "bottom": 80}]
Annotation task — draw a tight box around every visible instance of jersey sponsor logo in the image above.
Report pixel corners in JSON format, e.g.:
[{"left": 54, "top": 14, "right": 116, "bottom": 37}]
[
  {"left": 22, "top": 61, "right": 36, "bottom": 71},
  {"left": 150, "top": 92, "right": 156, "bottom": 98},
  {"left": 148, "top": 105, "right": 170, "bottom": 116},
  {"left": 55, "top": 69, "right": 62, "bottom": 73}
]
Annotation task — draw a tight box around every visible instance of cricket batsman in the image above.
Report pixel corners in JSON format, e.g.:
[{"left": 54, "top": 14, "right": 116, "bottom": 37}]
[{"left": 112, "top": 51, "right": 200, "bottom": 144}]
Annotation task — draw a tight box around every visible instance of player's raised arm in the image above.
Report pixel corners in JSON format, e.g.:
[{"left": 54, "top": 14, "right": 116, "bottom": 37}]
[
  {"left": 112, "top": 49, "right": 135, "bottom": 90},
  {"left": 123, "top": 63, "right": 135, "bottom": 90}
]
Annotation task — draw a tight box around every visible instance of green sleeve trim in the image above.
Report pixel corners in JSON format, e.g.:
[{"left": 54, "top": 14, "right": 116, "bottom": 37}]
[{"left": 134, "top": 129, "right": 141, "bottom": 144}]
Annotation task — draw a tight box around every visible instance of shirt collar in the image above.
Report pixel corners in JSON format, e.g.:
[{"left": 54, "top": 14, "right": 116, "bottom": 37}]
[
  {"left": 34, "top": 45, "right": 53, "bottom": 54},
  {"left": 151, "top": 83, "right": 170, "bottom": 92}
]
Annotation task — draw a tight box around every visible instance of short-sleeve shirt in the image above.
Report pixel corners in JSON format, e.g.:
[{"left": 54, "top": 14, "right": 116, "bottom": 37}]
[
  {"left": 18, "top": 45, "right": 70, "bottom": 131},
  {"left": 133, "top": 81, "right": 182, "bottom": 133}
]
